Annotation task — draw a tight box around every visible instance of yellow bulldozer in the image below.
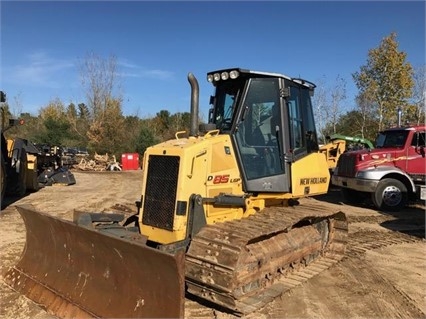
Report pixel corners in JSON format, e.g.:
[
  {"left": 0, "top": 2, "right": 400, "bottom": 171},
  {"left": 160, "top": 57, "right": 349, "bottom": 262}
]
[
  {"left": 4, "top": 69, "right": 348, "bottom": 318},
  {"left": 1, "top": 91, "right": 40, "bottom": 206},
  {"left": 1, "top": 91, "right": 75, "bottom": 208}
]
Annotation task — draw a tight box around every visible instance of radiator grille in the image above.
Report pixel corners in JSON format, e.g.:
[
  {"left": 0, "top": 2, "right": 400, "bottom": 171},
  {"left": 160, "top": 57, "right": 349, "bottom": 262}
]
[
  {"left": 142, "top": 155, "right": 180, "bottom": 231},
  {"left": 336, "top": 154, "right": 356, "bottom": 177}
]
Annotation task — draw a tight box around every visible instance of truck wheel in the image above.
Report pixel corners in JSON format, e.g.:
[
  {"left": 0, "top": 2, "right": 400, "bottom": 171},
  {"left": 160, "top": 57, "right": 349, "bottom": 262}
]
[{"left": 373, "top": 178, "right": 407, "bottom": 211}]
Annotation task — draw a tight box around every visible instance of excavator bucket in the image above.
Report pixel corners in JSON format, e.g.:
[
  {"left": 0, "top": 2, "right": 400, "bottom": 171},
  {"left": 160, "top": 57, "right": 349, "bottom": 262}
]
[
  {"left": 38, "top": 167, "right": 76, "bottom": 186},
  {"left": 3, "top": 205, "right": 185, "bottom": 319}
]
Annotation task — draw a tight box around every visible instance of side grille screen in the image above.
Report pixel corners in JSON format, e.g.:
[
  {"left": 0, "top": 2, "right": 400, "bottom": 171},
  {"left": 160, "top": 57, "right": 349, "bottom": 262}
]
[{"left": 142, "top": 155, "right": 180, "bottom": 231}]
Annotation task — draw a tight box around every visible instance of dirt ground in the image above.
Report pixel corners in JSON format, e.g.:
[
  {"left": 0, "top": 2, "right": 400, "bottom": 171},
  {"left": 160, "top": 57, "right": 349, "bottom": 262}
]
[{"left": 0, "top": 170, "right": 425, "bottom": 319}]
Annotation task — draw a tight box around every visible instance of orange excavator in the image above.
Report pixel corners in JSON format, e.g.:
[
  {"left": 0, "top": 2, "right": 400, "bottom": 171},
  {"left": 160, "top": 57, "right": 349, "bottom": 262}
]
[{"left": 4, "top": 69, "right": 348, "bottom": 318}]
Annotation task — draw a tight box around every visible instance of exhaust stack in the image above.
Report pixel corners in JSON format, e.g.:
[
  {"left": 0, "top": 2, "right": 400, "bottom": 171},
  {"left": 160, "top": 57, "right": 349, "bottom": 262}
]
[
  {"left": 187, "top": 73, "right": 199, "bottom": 137},
  {"left": 397, "top": 107, "right": 402, "bottom": 127}
]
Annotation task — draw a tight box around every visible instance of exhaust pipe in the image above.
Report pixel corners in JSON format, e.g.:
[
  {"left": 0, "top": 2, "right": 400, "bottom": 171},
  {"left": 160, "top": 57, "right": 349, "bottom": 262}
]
[
  {"left": 187, "top": 73, "right": 199, "bottom": 137},
  {"left": 397, "top": 107, "right": 402, "bottom": 127}
]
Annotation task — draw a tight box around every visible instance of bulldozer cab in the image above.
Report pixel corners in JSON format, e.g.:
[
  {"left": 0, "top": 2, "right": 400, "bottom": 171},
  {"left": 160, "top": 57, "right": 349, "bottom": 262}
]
[{"left": 207, "top": 68, "right": 319, "bottom": 193}]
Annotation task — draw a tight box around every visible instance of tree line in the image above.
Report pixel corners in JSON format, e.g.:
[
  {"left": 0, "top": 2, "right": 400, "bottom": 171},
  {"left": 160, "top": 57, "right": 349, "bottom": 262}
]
[
  {"left": 2, "top": 33, "right": 425, "bottom": 157},
  {"left": 314, "top": 33, "right": 425, "bottom": 143}
]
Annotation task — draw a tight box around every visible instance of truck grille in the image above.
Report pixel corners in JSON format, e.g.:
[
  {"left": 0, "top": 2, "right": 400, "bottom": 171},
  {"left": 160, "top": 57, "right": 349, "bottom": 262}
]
[
  {"left": 336, "top": 154, "right": 356, "bottom": 177},
  {"left": 142, "top": 155, "right": 180, "bottom": 231}
]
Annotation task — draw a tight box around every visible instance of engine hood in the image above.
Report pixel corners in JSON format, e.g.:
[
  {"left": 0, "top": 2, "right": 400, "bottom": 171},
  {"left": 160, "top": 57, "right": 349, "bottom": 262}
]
[{"left": 343, "top": 147, "right": 404, "bottom": 170}]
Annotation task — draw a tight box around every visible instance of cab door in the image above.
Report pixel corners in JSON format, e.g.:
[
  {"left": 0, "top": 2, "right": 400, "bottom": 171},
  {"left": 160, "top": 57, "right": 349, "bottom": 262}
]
[
  {"left": 406, "top": 130, "right": 426, "bottom": 176},
  {"left": 233, "top": 77, "right": 290, "bottom": 193}
]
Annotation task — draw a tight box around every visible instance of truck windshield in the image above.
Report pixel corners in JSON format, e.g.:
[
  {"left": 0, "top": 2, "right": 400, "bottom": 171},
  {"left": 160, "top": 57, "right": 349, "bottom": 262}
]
[{"left": 375, "top": 130, "right": 409, "bottom": 148}]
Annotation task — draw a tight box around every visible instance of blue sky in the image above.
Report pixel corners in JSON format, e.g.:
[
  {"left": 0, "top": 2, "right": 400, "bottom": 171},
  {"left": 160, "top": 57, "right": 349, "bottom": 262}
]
[{"left": 1, "top": 1, "right": 425, "bottom": 121}]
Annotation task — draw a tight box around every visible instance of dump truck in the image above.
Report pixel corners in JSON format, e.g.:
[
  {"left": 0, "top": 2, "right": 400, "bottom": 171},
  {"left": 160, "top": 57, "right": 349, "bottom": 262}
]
[
  {"left": 319, "top": 134, "right": 373, "bottom": 173},
  {"left": 332, "top": 124, "right": 426, "bottom": 211},
  {"left": 4, "top": 69, "right": 348, "bottom": 318}
]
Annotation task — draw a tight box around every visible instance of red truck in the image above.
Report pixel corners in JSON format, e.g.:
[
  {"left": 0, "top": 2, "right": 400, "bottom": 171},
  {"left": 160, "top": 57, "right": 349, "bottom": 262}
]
[{"left": 332, "top": 125, "right": 426, "bottom": 211}]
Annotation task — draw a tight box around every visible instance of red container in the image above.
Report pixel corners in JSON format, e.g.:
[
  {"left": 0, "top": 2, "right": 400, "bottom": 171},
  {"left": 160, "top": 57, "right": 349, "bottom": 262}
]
[{"left": 121, "top": 153, "right": 140, "bottom": 170}]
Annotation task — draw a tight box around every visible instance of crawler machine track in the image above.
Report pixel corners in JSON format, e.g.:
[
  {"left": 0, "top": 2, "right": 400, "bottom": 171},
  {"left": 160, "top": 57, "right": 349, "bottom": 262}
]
[{"left": 185, "top": 205, "right": 348, "bottom": 315}]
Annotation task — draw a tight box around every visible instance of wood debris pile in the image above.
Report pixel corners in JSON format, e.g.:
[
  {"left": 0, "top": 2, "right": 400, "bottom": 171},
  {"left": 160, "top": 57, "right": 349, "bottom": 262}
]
[{"left": 75, "top": 153, "right": 122, "bottom": 171}]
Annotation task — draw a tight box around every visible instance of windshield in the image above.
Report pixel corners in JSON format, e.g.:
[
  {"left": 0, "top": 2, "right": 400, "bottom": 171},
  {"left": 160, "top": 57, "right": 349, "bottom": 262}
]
[
  {"left": 211, "top": 81, "right": 241, "bottom": 131},
  {"left": 375, "top": 130, "right": 409, "bottom": 148}
]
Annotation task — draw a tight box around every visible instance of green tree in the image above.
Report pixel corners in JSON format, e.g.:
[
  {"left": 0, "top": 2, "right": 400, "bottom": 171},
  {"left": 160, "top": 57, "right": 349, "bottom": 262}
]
[
  {"left": 323, "top": 110, "right": 378, "bottom": 142},
  {"left": 352, "top": 32, "right": 414, "bottom": 132},
  {"left": 67, "top": 103, "right": 77, "bottom": 118},
  {"left": 36, "top": 99, "right": 71, "bottom": 145},
  {"left": 78, "top": 103, "right": 90, "bottom": 119},
  {"left": 153, "top": 109, "right": 172, "bottom": 139},
  {"left": 38, "top": 116, "right": 71, "bottom": 145},
  {"left": 63, "top": 102, "right": 88, "bottom": 147},
  {"left": 135, "top": 126, "right": 159, "bottom": 155}
]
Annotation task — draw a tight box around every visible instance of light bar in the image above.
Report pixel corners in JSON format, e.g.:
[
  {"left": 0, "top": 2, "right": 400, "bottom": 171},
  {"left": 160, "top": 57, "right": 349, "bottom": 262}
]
[
  {"left": 229, "top": 70, "right": 239, "bottom": 79},
  {"left": 207, "top": 69, "right": 240, "bottom": 83}
]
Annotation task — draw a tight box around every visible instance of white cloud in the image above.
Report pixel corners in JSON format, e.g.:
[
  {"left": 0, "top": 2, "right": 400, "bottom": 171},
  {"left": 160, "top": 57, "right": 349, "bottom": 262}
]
[
  {"left": 4, "top": 50, "right": 75, "bottom": 89},
  {"left": 142, "top": 69, "right": 174, "bottom": 80},
  {"left": 118, "top": 58, "right": 174, "bottom": 80}
]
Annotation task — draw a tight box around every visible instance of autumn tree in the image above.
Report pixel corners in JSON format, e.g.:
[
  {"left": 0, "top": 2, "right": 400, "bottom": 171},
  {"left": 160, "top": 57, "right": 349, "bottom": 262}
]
[
  {"left": 0, "top": 101, "right": 15, "bottom": 137},
  {"left": 353, "top": 93, "right": 376, "bottom": 139},
  {"left": 78, "top": 53, "right": 125, "bottom": 154},
  {"left": 89, "top": 97, "right": 126, "bottom": 154},
  {"left": 63, "top": 102, "right": 88, "bottom": 147},
  {"left": 153, "top": 109, "right": 172, "bottom": 140},
  {"left": 328, "top": 75, "right": 347, "bottom": 134},
  {"left": 313, "top": 75, "right": 347, "bottom": 142},
  {"left": 170, "top": 112, "right": 191, "bottom": 134},
  {"left": 312, "top": 77, "right": 328, "bottom": 142},
  {"left": 352, "top": 32, "right": 414, "bottom": 132},
  {"left": 408, "top": 65, "right": 426, "bottom": 125},
  {"left": 0, "top": 93, "right": 36, "bottom": 141}
]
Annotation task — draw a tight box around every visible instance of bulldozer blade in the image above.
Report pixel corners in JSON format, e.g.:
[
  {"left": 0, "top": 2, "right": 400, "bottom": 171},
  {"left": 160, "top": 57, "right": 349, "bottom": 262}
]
[{"left": 3, "top": 205, "right": 185, "bottom": 319}]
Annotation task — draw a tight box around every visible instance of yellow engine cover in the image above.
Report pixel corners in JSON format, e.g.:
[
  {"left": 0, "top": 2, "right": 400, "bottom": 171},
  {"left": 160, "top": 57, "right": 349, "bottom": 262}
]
[
  {"left": 139, "top": 132, "right": 245, "bottom": 244},
  {"left": 138, "top": 132, "right": 330, "bottom": 245}
]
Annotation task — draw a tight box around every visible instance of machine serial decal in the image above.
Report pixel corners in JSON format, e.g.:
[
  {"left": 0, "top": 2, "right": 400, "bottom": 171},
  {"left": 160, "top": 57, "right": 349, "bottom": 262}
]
[
  {"left": 207, "top": 175, "right": 241, "bottom": 184},
  {"left": 299, "top": 177, "right": 327, "bottom": 185}
]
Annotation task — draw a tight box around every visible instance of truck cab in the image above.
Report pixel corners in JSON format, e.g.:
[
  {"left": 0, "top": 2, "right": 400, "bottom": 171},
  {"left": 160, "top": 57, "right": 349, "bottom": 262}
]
[{"left": 332, "top": 125, "right": 426, "bottom": 211}]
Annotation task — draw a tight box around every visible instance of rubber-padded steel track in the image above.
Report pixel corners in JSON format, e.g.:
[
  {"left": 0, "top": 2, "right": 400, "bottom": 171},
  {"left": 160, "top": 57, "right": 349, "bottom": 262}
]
[{"left": 185, "top": 203, "right": 348, "bottom": 315}]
